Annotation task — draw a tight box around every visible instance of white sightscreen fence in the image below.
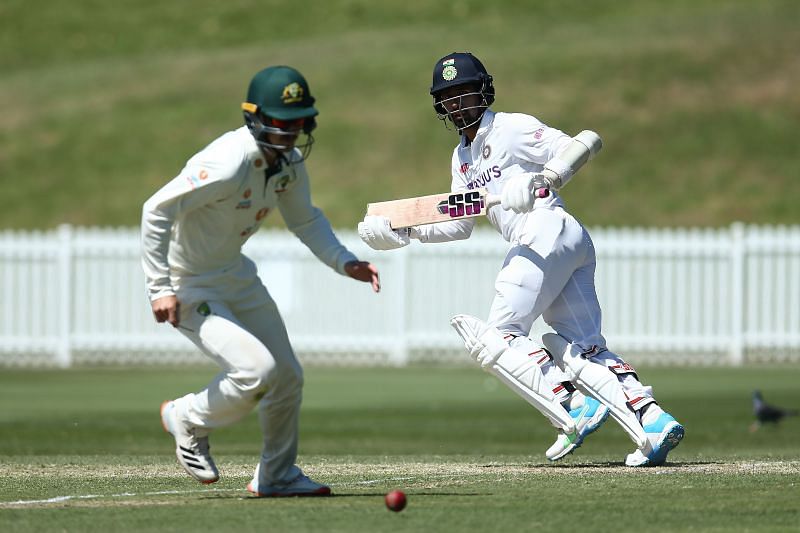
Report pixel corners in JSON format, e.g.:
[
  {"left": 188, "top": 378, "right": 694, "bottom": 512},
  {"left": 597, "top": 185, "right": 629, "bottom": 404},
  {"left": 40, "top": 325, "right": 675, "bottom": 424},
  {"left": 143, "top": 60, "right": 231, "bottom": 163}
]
[{"left": 1, "top": 224, "right": 799, "bottom": 367}]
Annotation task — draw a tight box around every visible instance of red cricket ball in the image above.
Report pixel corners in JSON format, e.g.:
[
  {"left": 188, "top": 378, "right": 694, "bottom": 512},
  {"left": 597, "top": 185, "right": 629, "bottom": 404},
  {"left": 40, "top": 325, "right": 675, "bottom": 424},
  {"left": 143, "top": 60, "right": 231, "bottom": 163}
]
[{"left": 385, "top": 489, "right": 407, "bottom": 512}]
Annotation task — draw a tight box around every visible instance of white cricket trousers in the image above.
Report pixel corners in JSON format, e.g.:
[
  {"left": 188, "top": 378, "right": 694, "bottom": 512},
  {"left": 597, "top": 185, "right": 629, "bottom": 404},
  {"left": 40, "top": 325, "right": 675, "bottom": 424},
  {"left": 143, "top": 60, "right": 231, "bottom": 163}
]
[
  {"left": 176, "top": 295, "right": 303, "bottom": 485},
  {"left": 489, "top": 207, "right": 652, "bottom": 404},
  {"left": 489, "top": 207, "right": 604, "bottom": 347}
]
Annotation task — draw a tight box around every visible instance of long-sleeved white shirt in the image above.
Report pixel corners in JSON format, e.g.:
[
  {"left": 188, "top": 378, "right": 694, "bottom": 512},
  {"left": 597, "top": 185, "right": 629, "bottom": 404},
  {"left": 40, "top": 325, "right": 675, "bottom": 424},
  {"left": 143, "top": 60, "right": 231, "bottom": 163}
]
[
  {"left": 141, "top": 126, "right": 357, "bottom": 302},
  {"left": 413, "top": 109, "right": 573, "bottom": 245}
]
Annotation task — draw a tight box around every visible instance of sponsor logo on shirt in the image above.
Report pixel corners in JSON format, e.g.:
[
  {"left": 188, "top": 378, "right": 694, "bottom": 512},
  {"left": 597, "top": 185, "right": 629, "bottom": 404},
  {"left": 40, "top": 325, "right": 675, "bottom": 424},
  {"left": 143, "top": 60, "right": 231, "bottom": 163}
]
[
  {"left": 236, "top": 189, "right": 253, "bottom": 209},
  {"left": 185, "top": 175, "right": 202, "bottom": 189},
  {"left": 459, "top": 162, "right": 470, "bottom": 174},
  {"left": 466, "top": 165, "right": 501, "bottom": 190},
  {"left": 184, "top": 169, "right": 210, "bottom": 190},
  {"left": 533, "top": 127, "right": 544, "bottom": 140}
]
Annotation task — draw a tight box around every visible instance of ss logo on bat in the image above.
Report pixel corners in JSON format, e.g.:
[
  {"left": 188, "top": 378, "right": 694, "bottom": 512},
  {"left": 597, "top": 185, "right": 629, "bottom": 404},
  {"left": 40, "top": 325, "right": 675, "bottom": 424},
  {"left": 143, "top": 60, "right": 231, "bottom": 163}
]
[{"left": 437, "top": 191, "right": 484, "bottom": 218}]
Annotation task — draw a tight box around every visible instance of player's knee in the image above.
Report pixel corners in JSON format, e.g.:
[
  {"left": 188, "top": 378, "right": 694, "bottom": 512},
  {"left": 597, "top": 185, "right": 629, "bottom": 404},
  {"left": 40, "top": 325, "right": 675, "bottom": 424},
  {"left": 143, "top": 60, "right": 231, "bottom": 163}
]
[
  {"left": 233, "top": 356, "right": 277, "bottom": 394},
  {"left": 279, "top": 360, "right": 304, "bottom": 392},
  {"left": 590, "top": 350, "right": 640, "bottom": 382},
  {"left": 259, "top": 361, "right": 303, "bottom": 406},
  {"left": 509, "top": 336, "right": 552, "bottom": 365}
]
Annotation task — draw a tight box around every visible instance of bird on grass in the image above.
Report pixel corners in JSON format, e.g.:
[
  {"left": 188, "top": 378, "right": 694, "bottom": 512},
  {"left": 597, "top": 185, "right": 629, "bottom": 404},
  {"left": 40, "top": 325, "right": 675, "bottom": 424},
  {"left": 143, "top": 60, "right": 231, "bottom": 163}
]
[{"left": 750, "top": 390, "right": 798, "bottom": 432}]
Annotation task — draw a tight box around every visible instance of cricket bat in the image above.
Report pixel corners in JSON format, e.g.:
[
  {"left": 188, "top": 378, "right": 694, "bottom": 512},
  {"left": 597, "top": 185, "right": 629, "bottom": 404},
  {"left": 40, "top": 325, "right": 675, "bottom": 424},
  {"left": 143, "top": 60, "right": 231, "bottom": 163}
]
[
  {"left": 367, "top": 130, "right": 602, "bottom": 229},
  {"left": 366, "top": 188, "right": 547, "bottom": 229}
]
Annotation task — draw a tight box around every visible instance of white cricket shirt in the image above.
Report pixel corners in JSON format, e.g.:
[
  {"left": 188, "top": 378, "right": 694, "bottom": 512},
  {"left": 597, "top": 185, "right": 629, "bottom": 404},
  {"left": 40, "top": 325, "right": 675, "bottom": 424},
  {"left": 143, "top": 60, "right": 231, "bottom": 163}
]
[
  {"left": 414, "top": 109, "right": 574, "bottom": 245},
  {"left": 141, "top": 126, "right": 357, "bottom": 303}
]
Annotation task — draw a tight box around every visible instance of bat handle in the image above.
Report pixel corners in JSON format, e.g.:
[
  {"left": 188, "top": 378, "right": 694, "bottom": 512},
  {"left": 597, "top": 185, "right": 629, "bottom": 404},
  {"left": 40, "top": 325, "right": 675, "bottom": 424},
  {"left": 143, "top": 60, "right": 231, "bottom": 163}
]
[{"left": 485, "top": 188, "right": 549, "bottom": 209}]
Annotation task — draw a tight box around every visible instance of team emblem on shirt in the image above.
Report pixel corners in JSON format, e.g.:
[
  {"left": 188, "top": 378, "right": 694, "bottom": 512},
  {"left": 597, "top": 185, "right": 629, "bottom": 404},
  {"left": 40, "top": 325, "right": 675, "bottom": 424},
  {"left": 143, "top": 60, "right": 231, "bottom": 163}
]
[
  {"left": 482, "top": 144, "right": 492, "bottom": 159},
  {"left": 282, "top": 83, "right": 304, "bottom": 104},
  {"left": 273, "top": 175, "right": 296, "bottom": 193}
]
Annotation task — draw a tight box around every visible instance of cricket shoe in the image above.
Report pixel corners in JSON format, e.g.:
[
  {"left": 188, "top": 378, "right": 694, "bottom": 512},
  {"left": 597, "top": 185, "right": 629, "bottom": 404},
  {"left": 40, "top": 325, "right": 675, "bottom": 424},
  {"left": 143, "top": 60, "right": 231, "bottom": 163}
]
[
  {"left": 546, "top": 395, "right": 609, "bottom": 461},
  {"left": 247, "top": 472, "right": 331, "bottom": 497},
  {"left": 160, "top": 399, "right": 219, "bottom": 484},
  {"left": 625, "top": 411, "right": 684, "bottom": 467}
]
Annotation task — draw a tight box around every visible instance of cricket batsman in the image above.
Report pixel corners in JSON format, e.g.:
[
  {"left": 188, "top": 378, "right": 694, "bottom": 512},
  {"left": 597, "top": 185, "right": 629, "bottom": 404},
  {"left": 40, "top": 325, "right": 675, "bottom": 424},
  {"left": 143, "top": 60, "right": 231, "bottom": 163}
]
[
  {"left": 358, "top": 52, "right": 684, "bottom": 466},
  {"left": 141, "top": 65, "right": 380, "bottom": 496}
]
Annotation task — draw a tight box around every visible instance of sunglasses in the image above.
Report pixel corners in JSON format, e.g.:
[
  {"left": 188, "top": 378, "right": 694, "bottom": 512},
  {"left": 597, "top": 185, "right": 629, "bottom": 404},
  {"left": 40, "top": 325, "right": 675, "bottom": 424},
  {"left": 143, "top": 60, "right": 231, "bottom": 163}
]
[{"left": 266, "top": 117, "right": 306, "bottom": 130}]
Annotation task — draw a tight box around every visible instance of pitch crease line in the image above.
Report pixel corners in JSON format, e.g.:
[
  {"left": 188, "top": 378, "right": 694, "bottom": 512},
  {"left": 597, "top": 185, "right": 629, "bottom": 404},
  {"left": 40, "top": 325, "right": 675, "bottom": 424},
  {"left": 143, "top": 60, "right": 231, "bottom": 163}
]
[{"left": 1, "top": 487, "right": 241, "bottom": 507}]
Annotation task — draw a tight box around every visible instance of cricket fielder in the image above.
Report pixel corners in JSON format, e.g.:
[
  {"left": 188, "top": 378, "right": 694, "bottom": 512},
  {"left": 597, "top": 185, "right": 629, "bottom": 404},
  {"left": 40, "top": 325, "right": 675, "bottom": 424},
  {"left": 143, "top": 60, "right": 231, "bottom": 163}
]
[
  {"left": 142, "top": 65, "right": 380, "bottom": 496},
  {"left": 358, "top": 52, "right": 684, "bottom": 466}
]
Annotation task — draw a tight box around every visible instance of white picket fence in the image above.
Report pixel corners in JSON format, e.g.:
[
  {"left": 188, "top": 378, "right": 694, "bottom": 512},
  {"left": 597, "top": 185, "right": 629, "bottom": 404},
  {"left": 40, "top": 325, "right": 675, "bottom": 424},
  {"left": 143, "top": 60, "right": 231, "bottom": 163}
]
[{"left": 1, "top": 223, "right": 799, "bottom": 367}]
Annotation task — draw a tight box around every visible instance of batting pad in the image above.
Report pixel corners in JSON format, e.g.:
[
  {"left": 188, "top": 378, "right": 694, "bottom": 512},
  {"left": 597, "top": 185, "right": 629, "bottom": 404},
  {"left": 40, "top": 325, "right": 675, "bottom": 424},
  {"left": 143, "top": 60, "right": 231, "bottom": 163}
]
[
  {"left": 542, "top": 333, "right": 647, "bottom": 448},
  {"left": 450, "top": 314, "right": 575, "bottom": 433}
]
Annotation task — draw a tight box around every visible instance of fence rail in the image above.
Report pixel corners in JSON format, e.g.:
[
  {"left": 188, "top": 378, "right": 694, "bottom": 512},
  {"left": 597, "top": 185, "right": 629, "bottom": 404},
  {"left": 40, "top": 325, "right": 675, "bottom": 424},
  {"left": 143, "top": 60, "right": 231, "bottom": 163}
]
[{"left": 1, "top": 223, "right": 799, "bottom": 367}]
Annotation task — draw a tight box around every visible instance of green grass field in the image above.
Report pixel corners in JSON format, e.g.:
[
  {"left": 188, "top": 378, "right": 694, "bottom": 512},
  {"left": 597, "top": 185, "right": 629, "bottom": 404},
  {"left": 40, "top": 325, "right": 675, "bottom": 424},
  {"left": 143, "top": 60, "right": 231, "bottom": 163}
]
[
  {"left": 1, "top": 0, "right": 799, "bottom": 230},
  {"left": 1, "top": 365, "right": 798, "bottom": 532}
]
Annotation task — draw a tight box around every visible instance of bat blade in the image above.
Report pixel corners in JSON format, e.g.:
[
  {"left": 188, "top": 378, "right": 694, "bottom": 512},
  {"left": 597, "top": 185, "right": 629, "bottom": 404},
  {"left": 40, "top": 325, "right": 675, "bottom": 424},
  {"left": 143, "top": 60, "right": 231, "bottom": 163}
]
[{"left": 366, "top": 188, "right": 496, "bottom": 229}]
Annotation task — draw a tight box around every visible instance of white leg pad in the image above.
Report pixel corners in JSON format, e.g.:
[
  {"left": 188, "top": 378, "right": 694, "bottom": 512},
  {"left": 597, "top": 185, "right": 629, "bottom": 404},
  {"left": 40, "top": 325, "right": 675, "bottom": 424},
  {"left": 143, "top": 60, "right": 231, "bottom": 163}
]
[
  {"left": 542, "top": 333, "right": 647, "bottom": 448},
  {"left": 450, "top": 314, "right": 575, "bottom": 433},
  {"left": 490, "top": 348, "right": 576, "bottom": 433}
]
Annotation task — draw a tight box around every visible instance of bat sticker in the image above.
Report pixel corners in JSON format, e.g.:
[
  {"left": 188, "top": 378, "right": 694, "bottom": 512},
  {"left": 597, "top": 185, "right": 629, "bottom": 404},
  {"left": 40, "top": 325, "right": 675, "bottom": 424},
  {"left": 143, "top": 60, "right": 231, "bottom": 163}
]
[{"left": 437, "top": 190, "right": 485, "bottom": 217}]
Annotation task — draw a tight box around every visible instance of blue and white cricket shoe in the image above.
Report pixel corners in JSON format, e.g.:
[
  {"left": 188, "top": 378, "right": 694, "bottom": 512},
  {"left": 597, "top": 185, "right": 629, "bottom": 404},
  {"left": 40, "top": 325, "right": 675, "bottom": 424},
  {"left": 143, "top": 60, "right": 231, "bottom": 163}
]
[
  {"left": 625, "top": 411, "right": 685, "bottom": 467},
  {"left": 546, "top": 395, "right": 610, "bottom": 461}
]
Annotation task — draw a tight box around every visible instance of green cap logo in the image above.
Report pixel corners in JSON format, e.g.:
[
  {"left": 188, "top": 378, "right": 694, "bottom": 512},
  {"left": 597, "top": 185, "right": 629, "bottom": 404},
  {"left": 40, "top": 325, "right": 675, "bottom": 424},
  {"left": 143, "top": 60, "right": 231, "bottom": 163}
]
[
  {"left": 442, "top": 65, "right": 458, "bottom": 81},
  {"left": 281, "top": 82, "right": 304, "bottom": 104}
]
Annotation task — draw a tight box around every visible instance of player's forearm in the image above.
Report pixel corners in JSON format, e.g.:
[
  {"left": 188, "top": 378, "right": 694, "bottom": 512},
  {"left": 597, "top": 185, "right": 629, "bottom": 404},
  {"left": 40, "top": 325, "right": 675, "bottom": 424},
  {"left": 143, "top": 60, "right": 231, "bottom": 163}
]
[
  {"left": 410, "top": 218, "right": 473, "bottom": 243},
  {"left": 141, "top": 202, "right": 175, "bottom": 300},
  {"left": 542, "top": 130, "right": 603, "bottom": 190},
  {"left": 288, "top": 209, "right": 357, "bottom": 274}
]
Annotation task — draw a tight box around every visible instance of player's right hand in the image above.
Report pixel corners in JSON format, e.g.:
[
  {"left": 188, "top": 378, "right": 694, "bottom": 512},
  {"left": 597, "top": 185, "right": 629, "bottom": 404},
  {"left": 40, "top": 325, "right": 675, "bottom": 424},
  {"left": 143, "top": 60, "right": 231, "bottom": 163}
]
[
  {"left": 358, "top": 215, "right": 410, "bottom": 250},
  {"left": 151, "top": 295, "right": 180, "bottom": 327},
  {"left": 501, "top": 173, "right": 548, "bottom": 214}
]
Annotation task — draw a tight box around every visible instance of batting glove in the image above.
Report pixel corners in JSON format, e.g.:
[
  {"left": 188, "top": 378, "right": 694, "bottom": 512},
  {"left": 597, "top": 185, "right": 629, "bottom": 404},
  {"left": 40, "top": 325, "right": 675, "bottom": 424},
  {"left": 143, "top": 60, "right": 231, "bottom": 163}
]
[
  {"left": 358, "top": 215, "right": 410, "bottom": 251},
  {"left": 500, "top": 173, "right": 548, "bottom": 214}
]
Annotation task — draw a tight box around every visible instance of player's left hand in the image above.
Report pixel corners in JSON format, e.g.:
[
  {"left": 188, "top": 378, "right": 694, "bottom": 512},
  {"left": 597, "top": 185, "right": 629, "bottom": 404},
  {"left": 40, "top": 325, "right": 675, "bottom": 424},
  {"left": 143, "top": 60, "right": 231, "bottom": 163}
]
[
  {"left": 501, "top": 173, "right": 548, "bottom": 213},
  {"left": 344, "top": 261, "right": 380, "bottom": 293},
  {"left": 358, "top": 215, "right": 410, "bottom": 250}
]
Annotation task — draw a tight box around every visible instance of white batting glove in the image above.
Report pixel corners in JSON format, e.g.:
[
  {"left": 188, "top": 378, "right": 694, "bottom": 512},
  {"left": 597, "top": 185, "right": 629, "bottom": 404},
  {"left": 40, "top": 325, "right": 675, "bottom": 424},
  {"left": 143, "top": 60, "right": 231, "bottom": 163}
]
[
  {"left": 358, "top": 215, "right": 410, "bottom": 251},
  {"left": 500, "top": 173, "right": 548, "bottom": 214},
  {"left": 450, "top": 314, "right": 509, "bottom": 369}
]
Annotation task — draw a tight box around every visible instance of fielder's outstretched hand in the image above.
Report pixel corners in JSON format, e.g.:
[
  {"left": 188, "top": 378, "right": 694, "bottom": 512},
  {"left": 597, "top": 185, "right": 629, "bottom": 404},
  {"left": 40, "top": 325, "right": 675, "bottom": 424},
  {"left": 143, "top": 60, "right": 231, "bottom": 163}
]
[{"left": 345, "top": 260, "right": 381, "bottom": 293}]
